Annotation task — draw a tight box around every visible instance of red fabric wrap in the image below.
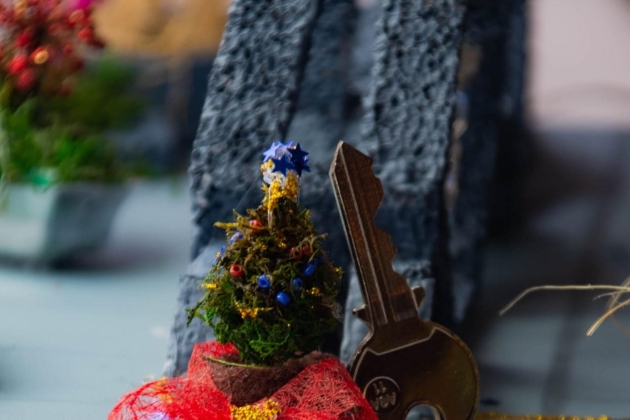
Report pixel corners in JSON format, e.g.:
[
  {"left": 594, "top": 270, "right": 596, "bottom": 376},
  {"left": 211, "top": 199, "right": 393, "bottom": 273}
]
[{"left": 108, "top": 342, "right": 378, "bottom": 420}]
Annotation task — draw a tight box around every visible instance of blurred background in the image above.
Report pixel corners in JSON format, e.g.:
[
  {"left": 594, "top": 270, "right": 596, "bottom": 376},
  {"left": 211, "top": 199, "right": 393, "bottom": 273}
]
[{"left": 1, "top": 0, "right": 630, "bottom": 418}]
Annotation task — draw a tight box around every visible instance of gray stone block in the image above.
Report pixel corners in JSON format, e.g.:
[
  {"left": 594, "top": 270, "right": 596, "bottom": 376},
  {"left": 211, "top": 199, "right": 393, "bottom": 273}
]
[
  {"left": 362, "top": 0, "right": 468, "bottom": 325},
  {"left": 189, "top": 0, "right": 321, "bottom": 258},
  {"left": 162, "top": 244, "right": 219, "bottom": 377}
]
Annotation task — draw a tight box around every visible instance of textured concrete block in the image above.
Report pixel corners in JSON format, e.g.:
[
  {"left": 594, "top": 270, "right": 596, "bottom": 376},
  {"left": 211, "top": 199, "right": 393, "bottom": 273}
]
[
  {"left": 163, "top": 245, "right": 218, "bottom": 377},
  {"left": 363, "top": 0, "right": 468, "bottom": 325},
  {"left": 189, "top": 0, "right": 321, "bottom": 258}
]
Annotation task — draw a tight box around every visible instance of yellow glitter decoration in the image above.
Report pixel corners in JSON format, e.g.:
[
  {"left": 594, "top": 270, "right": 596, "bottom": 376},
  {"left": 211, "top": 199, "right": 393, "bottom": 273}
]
[
  {"left": 204, "top": 283, "right": 218, "bottom": 290},
  {"left": 283, "top": 171, "right": 299, "bottom": 201},
  {"left": 236, "top": 304, "right": 271, "bottom": 320},
  {"left": 153, "top": 377, "right": 174, "bottom": 404},
  {"left": 307, "top": 287, "right": 324, "bottom": 297},
  {"left": 238, "top": 307, "right": 259, "bottom": 319},
  {"left": 230, "top": 399, "right": 282, "bottom": 420},
  {"left": 476, "top": 414, "right": 609, "bottom": 420},
  {"left": 260, "top": 160, "right": 274, "bottom": 173},
  {"left": 266, "top": 179, "right": 283, "bottom": 212},
  {"left": 262, "top": 162, "right": 300, "bottom": 213}
]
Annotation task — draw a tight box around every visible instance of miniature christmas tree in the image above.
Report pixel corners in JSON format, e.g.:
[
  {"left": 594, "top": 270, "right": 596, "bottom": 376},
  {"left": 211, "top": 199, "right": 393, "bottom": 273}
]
[
  {"left": 188, "top": 141, "right": 343, "bottom": 366},
  {"left": 110, "top": 143, "right": 376, "bottom": 420}
]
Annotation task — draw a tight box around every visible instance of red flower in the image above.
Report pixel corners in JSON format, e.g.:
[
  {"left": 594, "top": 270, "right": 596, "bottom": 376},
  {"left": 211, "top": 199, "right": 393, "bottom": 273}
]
[
  {"left": 15, "top": 68, "right": 35, "bottom": 91},
  {"left": 15, "top": 30, "right": 33, "bottom": 48},
  {"left": 6, "top": 54, "right": 29, "bottom": 74},
  {"left": 67, "top": 9, "right": 86, "bottom": 28},
  {"left": 62, "top": 43, "right": 74, "bottom": 56},
  {"left": 77, "top": 27, "right": 93, "bottom": 43},
  {"left": 47, "top": 22, "right": 63, "bottom": 36}
]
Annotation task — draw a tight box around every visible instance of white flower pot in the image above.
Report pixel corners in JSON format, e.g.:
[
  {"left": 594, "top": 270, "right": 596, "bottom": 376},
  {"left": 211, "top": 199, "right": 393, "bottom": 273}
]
[{"left": 0, "top": 183, "right": 128, "bottom": 264}]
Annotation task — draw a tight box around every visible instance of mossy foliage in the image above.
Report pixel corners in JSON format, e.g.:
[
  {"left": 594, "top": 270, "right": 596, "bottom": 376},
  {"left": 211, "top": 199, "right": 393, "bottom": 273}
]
[{"left": 188, "top": 196, "right": 343, "bottom": 367}]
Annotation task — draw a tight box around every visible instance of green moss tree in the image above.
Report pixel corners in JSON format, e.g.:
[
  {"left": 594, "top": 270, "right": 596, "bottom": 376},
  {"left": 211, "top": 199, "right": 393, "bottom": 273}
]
[{"left": 188, "top": 142, "right": 342, "bottom": 366}]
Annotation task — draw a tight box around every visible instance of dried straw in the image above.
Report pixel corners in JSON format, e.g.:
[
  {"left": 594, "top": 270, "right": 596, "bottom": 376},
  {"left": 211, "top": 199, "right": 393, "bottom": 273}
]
[{"left": 499, "top": 279, "right": 630, "bottom": 336}]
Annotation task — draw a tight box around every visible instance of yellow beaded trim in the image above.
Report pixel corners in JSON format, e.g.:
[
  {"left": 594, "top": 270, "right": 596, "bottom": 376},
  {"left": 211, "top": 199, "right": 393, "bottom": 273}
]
[{"left": 230, "top": 399, "right": 282, "bottom": 420}]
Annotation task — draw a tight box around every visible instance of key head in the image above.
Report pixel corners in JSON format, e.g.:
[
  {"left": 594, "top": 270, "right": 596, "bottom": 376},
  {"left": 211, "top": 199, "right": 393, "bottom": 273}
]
[{"left": 350, "top": 319, "right": 479, "bottom": 420}]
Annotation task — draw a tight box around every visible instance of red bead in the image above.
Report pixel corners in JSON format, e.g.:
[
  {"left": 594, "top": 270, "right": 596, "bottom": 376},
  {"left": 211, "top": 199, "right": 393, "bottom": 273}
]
[
  {"left": 6, "top": 54, "right": 29, "bottom": 75},
  {"left": 302, "top": 245, "right": 312, "bottom": 257},
  {"left": 249, "top": 219, "right": 263, "bottom": 234},
  {"left": 15, "top": 68, "right": 35, "bottom": 91},
  {"left": 229, "top": 264, "right": 244, "bottom": 278},
  {"left": 290, "top": 246, "right": 303, "bottom": 259}
]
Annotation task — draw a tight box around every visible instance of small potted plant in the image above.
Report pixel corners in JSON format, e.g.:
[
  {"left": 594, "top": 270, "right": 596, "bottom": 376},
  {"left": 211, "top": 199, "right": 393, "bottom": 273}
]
[{"left": 0, "top": 0, "right": 146, "bottom": 264}]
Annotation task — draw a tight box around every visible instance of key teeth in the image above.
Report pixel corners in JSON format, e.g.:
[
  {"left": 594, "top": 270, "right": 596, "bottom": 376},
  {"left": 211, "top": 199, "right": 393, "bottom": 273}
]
[
  {"left": 376, "top": 229, "right": 397, "bottom": 261},
  {"left": 353, "top": 305, "right": 369, "bottom": 323},
  {"left": 412, "top": 286, "right": 426, "bottom": 310},
  {"left": 337, "top": 142, "right": 385, "bottom": 220}
]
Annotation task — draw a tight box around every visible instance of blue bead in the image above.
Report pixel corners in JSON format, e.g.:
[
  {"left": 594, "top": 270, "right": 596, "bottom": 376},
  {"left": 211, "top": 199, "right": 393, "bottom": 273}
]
[
  {"left": 292, "top": 277, "right": 303, "bottom": 290},
  {"left": 230, "top": 232, "right": 243, "bottom": 243},
  {"left": 257, "top": 275, "right": 271, "bottom": 289},
  {"left": 213, "top": 246, "right": 227, "bottom": 265},
  {"left": 276, "top": 292, "right": 290, "bottom": 306},
  {"left": 303, "top": 264, "right": 315, "bottom": 276}
]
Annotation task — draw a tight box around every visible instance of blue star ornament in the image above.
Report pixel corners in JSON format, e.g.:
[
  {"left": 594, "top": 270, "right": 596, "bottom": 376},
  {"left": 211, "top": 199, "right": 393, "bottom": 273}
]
[
  {"left": 263, "top": 141, "right": 282, "bottom": 162},
  {"left": 288, "top": 144, "right": 310, "bottom": 175},
  {"left": 271, "top": 158, "right": 295, "bottom": 175}
]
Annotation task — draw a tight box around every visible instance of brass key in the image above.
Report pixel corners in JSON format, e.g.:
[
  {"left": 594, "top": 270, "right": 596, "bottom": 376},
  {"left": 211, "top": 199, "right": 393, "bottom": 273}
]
[{"left": 330, "top": 141, "right": 479, "bottom": 420}]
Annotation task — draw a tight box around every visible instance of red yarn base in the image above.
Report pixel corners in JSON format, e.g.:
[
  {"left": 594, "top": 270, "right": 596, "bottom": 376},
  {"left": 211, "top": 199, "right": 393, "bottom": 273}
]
[{"left": 108, "top": 342, "right": 378, "bottom": 420}]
